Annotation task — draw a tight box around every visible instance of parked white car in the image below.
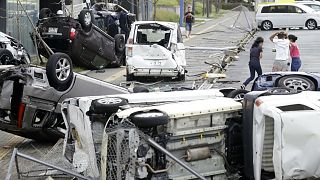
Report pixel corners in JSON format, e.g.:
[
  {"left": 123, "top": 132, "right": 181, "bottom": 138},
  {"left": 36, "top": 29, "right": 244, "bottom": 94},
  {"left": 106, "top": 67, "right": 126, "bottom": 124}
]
[
  {"left": 256, "top": 3, "right": 320, "bottom": 30},
  {"left": 296, "top": 1, "right": 320, "bottom": 11},
  {"left": 125, "top": 21, "right": 186, "bottom": 81}
]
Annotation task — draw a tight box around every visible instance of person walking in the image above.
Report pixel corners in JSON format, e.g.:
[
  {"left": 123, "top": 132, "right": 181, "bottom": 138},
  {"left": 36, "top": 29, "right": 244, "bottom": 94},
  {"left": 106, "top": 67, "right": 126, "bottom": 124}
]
[
  {"left": 184, "top": 6, "right": 194, "bottom": 38},
  {"left": 269, "top": 31, "right": 290, "bottom": 72},
  {"left": 241, "top": 37, "right": 264, "bottom": 89},
  {"left": 288, "top": 34, "right": 301, "bottom": 71}
]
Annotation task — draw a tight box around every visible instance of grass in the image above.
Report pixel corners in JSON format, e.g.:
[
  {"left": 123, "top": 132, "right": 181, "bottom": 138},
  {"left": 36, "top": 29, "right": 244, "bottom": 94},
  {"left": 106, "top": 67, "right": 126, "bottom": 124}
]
[
  {"left": 155, "top": 9, "right": 179, "bottom": 22},
  {"left": 157, "top": 0, "right": 179, "bottom": 6}
]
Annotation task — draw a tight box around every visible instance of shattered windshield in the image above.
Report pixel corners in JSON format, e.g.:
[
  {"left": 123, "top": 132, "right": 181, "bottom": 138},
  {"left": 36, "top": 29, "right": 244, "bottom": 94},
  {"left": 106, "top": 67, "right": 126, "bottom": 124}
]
[{"left": 135, "top": 23, "right": 172, "bottom": 47}]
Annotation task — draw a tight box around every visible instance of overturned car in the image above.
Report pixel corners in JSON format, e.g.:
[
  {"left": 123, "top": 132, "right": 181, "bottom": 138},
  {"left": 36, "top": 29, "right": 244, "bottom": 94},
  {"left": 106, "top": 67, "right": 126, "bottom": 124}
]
[{"left": 62, "top": 88, "right": 320, "bottom": 179}]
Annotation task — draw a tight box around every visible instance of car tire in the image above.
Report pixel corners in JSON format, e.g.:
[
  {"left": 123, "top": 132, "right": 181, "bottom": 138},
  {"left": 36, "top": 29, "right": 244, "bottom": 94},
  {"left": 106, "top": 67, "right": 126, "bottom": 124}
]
[
  {"left": 177, "top": 73, "right": 186, "bottom": 81},
  {"left": 78, "top": 9, "right": 93, "bottom": 32},
  {"left": 306, "top": 19, "right": 317, "bottom": 30},
  {"left": 114, "top": 34, "right": 125, "bottom": 53},
  {"left": 266, "top": 87, "right": 297, "bottom": 95},
  {"left": 129, "top": 111, "right": 169, "bottom": 128},
  {"left": 227, "top": 89, "right": 250, "bottom": 100},
  {"left": 0, "top": 49, "right": 14, "bottom": 65},
  {"left": 39, "top": 8, "right": 52, "bottom": 19},
  {"left": 277, "top": 75, "right": 316, "bottom": 91},
  {"left": 90, "top": 97, "right": 128, "bottom": 114},
  {"left": 133, "top": 86, "right": 149, "bottom": 93},
  {"left": 46, "top": 53, "right": 73, "bottom": 91},
  {"left": 261, "top": 20, "right": 273, "bottom": 31}
]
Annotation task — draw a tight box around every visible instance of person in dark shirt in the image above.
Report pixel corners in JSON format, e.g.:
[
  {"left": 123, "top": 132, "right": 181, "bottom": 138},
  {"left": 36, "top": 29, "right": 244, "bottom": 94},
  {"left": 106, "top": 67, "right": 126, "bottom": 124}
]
[
  {"left": 184, "top": 6, "right": 194, "bottom": 38},
  {"left": 241, "top": 37, "right": 264, "bottom": 89}
]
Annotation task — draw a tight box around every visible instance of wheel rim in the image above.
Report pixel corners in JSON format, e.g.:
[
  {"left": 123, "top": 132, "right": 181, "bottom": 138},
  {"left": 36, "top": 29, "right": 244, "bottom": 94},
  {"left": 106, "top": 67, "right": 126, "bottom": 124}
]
[
  {"left": 234, "top": 93, "right": 246, "bottom": 100},
  {"left": 135, "top": 112, "right": 164, "bottom": 118},
  {"left": 307, "top": 20, "right": 316, "bottom": 29},
  {"left": 97, "top": 98, "right": 122, "bottom": 105},
  {"left": 55, "top": 58, "right": 71, "bottom": 81},
  {"left": 84, "top": 12, "right": 92, "bottom": 26},
  {"left": 282, "top": 77, "right": 311, "bottom": 91},
  {"left": 263, "top": 21, "right": 271, "bottom": 30}
]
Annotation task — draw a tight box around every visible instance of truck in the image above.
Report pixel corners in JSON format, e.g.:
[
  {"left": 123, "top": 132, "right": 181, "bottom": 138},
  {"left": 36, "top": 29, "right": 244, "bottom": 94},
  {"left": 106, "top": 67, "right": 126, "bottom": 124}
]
[{"left": 61, "top": 88, "right": 320, "bottom": 179}]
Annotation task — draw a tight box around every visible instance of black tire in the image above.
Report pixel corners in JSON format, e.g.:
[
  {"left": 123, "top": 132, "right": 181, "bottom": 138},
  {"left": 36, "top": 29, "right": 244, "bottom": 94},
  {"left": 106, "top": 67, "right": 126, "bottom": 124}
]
[
  {"left": 133, "top": 86, "right": 149, "bottom": 93},
  {"left": 306, "top": 19, "right": 317, "bottom": 30},
  {"left": 126, "top": 68, "right": 134, "bottom": 81},
  {"left": 129, "top": 110, "right": 169, "bottom": 128},
  {"left": 227, "top": 89, "right": 250, "bottom": 100},
  {"left": 266, "top": 87, "right": 297, "bottom": 95},
  {"left": 261, "top": 20, "right": 273, "bottom": 31},
  {"left": 114, "top": 34, "right": 125, "bottom": 53},
  {"left": 90, "top": 97, "right": 128, "bottom": 114},
  {"left": 46, "top": 53, "right": 73, "bottom": 91},
  {"left": 0, "top": 49, "right": 14, "bottom": 65},
  {"left": 277, "top": 75, "right": 316, "bottom": 91},
  {"left": 78, "top": 9, "right": 93, "bottom": 32},
  {"left": 177, "top": 73, "right": 186, "bottom": 81},
  {"left": 39, "top": 8, "right": 52, "bottom": 19}
]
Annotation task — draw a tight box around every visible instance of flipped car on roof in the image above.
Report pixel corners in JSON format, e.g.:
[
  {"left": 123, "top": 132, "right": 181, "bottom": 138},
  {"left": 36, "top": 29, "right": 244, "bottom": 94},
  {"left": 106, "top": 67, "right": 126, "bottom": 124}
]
[
  {"left": 36, "top": 3, "right": 135, "bottom": 69},
  {"left": 0, "top": 31, "right": 30, "bottom": 65},
  {"left": 61, "top": 88, "right": 320, "bottom": 179},
  {"left": 126, "top": 21, "right": 186, "bottom": 81}
]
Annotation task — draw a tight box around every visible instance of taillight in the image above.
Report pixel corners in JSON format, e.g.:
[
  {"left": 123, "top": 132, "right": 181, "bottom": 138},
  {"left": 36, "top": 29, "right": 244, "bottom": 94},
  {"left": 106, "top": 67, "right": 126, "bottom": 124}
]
[
  {"left": 70, "top": 28, "right": 76, "bottom": 40},
  {"left": 127, "top": 46, "right": 133, "bottom": 57},
  {"left": 17, "top": 103, "right": 25, "bottom": 128},
  {"left": 255, "top": 99, "right": 263, "bottom": 107}
]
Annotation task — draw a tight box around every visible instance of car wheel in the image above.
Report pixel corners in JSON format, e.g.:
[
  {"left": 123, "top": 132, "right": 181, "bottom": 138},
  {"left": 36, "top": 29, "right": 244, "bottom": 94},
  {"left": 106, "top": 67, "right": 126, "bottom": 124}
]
[
  {"left": 267, "top": 87, "right": 297, "bottom": 95},
  {"left": 261, "top": 20, "right": 273, "bottom": 31},
  {"left": 114, "top": 34, "right": 125, "bottom": 53},
  {"left": 277, "top": 75, "right": 316, "bottom": 91},
  {"left": 39, "top": 8, "right": 52, "bottom": 19},
  {"left": 129, "top": 111, "right": 169, "bottom": 128},
  {"left": 306, "top": 19, "right": 317, "bottom": 30},
  {"left": 46, "top": 53, "right": 73, "bottom": 91},
  {"left": 133, "top": 86, "right": 149, "bottom": 93},
  {"left": 78, "top": 9, "right": 93, "bottom": 32},
  {"left": 227, "top": 89, "right": 250, "bottom": 100},
  {"left": 0, "top": 49, "right": 14, "bottom": 65},
  {"left": 90, "top": 97, "right": 128, "bottom": 114}
]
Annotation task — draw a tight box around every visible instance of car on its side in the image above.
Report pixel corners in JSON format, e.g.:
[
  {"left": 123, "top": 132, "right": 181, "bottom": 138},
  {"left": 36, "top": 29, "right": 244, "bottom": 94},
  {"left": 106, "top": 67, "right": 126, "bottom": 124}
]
[
  {"left": 0, "top": 31, "right": 30, "bottom": 65},
  {"left": 296, "top": 1, "right": 320, "bottom": 11},
  {"left": 36, "top": 3, "right": 135, "bottom": 69},
  {"left": 126, "top": 21, "right": 186, "bottom": 81},
  {"left": 256, "top": 3, "right": 320, "bottom": 30}
]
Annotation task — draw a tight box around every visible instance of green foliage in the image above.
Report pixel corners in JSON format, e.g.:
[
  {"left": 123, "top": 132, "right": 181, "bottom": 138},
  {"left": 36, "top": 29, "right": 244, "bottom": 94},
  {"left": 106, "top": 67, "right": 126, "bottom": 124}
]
[
  {"left": 157, "top": 0, "right": 179, "bottom": 6},
  {"left": 155, "top": 9, "right": 179, "bottom": 22},
  {"left": 221, "top": 3, "right": 254, "bottom": 10},
  {"left": 194, "top": 1, "right": 203, "bottom": 15}
]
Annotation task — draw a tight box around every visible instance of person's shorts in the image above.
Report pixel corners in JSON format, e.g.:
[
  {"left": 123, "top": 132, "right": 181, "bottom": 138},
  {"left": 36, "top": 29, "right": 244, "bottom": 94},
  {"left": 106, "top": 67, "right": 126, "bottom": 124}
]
[
  {"left": 272, "top": 60, "right": 289, "bottom": 72},
  {"left": 186, "top": 23, "right": 192, "bottom": 31}
]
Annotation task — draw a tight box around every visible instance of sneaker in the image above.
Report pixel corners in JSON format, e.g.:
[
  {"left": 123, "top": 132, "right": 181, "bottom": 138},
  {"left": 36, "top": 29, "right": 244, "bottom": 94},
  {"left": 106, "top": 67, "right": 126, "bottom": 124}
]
[{"left": 240, "top": 84, "right": 245, "bottom": 89}]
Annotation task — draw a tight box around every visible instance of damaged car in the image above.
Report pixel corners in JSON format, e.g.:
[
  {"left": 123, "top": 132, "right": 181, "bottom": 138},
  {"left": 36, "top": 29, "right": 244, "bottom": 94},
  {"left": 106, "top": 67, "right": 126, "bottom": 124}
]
[
  {"left": 61, "top": 87, "right": 320, "bottom": 179},
  {"left": 0, "top": 53, "right": 128, "bottom": 142},
  {"left": 0, "top": 31, "right": 30, "bottom": 65},
  {"left": 126, "top": 21, "right": 186, "bottom": 81},
  {"left": 36, "top": 3, "right": 135, "bottom": 69}
]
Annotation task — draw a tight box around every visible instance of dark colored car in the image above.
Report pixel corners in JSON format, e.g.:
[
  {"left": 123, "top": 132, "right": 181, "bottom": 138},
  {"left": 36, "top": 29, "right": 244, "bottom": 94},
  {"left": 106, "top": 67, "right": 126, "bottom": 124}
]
[
  {"left": 228, "top": 71, "right": 320, "bottom": 99},
  {"left": 36, "top": 3, "right": 135, "bottom": 69}
]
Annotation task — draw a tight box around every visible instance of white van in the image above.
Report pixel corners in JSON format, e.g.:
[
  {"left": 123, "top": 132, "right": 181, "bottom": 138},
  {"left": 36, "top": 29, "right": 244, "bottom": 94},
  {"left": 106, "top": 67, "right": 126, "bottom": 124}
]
[
  {"left": 256, "top": 3, "right": 320, "bottom": 30},
  {"left": 125, "top": 21, "right": 186, "bottom": 81}
]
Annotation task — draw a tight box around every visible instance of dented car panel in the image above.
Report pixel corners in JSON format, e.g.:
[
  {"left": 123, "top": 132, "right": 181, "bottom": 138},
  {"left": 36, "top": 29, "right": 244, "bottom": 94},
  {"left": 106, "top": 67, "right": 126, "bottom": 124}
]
[{"left": 126, "top": 21, "right": 186, "bottom": 79}]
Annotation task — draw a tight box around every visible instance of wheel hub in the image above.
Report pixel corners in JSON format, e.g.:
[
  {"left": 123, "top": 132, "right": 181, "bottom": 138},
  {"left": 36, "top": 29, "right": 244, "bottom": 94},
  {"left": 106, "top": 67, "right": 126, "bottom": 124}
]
[
  {"left": 283, "top": 78, "right": 310, "bottom": 90},
  {"left": 55, "top": 58, "right": 71, "bottom": 81}
]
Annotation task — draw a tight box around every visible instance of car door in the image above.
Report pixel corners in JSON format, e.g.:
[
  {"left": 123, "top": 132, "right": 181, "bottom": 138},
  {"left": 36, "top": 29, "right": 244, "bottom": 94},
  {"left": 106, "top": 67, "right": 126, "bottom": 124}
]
[
  {"left": 273, "top": 5, "right": 290, "bottom": 28},
  {"left": 287, "top": 5, "right": 307, "bottom": 27}
]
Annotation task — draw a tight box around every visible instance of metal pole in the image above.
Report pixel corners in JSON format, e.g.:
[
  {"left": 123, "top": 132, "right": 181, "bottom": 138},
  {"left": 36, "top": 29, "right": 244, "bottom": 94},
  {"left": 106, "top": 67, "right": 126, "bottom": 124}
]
[
  {"left": 146, "top": 138, "right": 206, "bottom": 180},
  {"left": 131, "top": 0, "right": 135, "bottom": 13},
  {"left": 5, "top": 148, "right": 18, "bottom": 180},
  {"left": 192, "top": 0, "right": 195, "bottom": 14},
  {"left": 15, "top": 150, "right": 91, "bottom": 180},
  {"left": 179, "top": 0, "right": 184, "bottom": 27}
]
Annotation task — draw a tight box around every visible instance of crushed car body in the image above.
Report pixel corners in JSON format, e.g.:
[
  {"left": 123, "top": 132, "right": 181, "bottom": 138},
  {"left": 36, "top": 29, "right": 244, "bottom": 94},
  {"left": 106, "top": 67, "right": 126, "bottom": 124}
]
[
  {"left": 61, "top": 89, "right": 320, "bottom": 179},
  {"left": 126, "top": 21, "right": 186, "bottom": 80}
]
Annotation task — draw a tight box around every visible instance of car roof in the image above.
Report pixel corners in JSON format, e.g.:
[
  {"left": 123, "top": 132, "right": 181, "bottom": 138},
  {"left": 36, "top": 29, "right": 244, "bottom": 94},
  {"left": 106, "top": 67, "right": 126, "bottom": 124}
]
[
  {"left": 297, "top": 1, "right": 320, "bottom": 4},
  {"left": 257, "top": 3, "right": 315, "bottom": 12},
  {"left": 133, "top": 21, "right": 177, "bottom": 29}
]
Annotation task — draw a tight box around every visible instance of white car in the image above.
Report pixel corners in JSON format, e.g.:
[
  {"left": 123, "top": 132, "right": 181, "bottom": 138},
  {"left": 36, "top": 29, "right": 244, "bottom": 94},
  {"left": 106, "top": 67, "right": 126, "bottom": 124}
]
[
  {"left": 125, "top": 21, "right": 186, "bottom": 81},
  {"left": 0, "top": 31, "right": 30, "bottom": 65},
  {"left": 256, "top": 3, "right": 320, "bottom": 30},
  {"left": 296, "top": 1, "right": 320, "bottom": 11}
]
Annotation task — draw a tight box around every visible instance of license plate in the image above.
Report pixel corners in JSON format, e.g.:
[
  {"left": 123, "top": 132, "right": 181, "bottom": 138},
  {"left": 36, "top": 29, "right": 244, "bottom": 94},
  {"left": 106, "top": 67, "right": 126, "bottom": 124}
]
[
  {"left": 48, "top": 27, "right": 58, "bottom": 33},
  {"left": 151, "top": 61, "right": 162, "bottom": 66}
]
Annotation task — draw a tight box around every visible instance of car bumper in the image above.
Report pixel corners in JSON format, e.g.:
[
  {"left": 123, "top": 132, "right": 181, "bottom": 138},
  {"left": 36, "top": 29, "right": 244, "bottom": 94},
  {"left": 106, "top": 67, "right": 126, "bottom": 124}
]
[{"left": 128, "top": 67, "right": 182, "bottom": 77}]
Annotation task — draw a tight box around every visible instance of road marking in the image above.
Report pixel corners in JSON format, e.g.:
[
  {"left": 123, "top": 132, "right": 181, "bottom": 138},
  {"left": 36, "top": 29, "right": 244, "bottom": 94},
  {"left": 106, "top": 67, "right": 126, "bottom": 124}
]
[
  {"left": 185, "top": 14, "right": 238, "bottom": 42},
  {"left": 0, "top": 136, "right": 25, "bottom": 160},
  {"left": 103, "top": 67, "right": 126, "bottom": 82}
]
